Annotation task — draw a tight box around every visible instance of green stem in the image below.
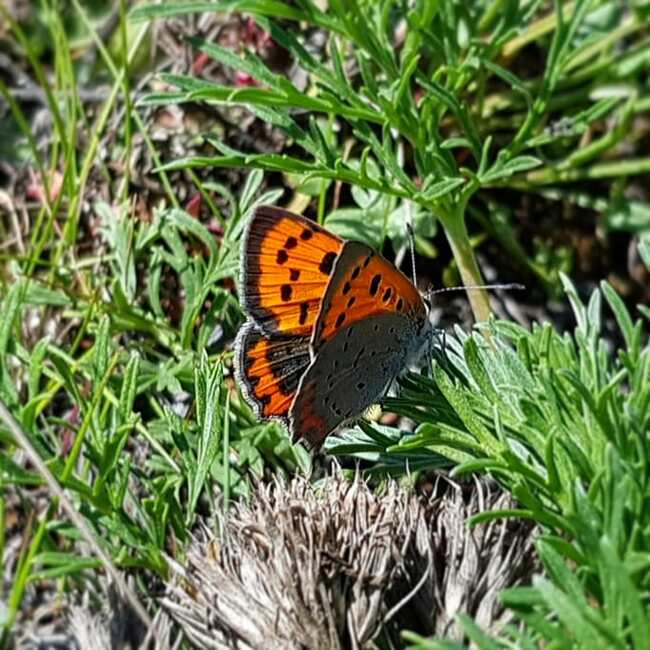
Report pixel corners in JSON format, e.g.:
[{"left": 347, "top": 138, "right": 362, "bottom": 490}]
[
  {"left": 512, "top": 157, "right": 650, "bottom": 186},
  {"left": 118, "top": 0, "right": 132, "bottom": 203},
  {"left": 438, "top": 208, "right": 491, "bottom": 322},
  {"left": 2, "top": 512, "right": 49, "bottom": 643},
  {"left": 501, "top": 1, "right": 574, "bottom": 59}
]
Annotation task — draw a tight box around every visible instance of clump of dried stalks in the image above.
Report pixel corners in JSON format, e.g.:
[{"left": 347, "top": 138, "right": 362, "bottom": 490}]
[{"left": 163, "top": 473, "right": 537, "bottom": 649}]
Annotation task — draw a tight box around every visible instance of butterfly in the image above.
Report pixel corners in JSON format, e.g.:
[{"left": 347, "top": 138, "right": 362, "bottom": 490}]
[{"left": 234, "top": 205, "right": 433, "bottom": 449}]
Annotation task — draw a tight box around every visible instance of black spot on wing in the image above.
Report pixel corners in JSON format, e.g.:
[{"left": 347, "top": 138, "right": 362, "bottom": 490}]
[
  {"left": 290, "top": 268, "right": 300, "bottom": 281},
  {"left": 319, "top": 251, "right": 337, "bottom": 275},
  {"left": 276, "top": 249, "right": 288, "bottom": 264},
  {"left": 285, "top": 236, "right": 298, "bottom": 249},
  {"left": 369, "top": 274, "right": 381, "bottom": 296},
  {"left": 299, "top": 301, "right": 309, "bottom": 325},
  {"left": 281, "top": 284, "right": 292, "bottom": 301}
]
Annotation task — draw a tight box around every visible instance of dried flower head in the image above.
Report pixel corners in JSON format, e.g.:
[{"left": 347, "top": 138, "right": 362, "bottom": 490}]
[{"left": 163, "top": 473, "right": 538, "bottom": 648}]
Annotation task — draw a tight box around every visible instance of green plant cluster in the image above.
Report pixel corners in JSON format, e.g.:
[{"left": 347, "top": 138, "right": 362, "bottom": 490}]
[
  {"left": 134, "top": 0, "right": 650, "bottom": 317},
  {"left": 2, "top": 0, "right": 650, "bottom": 646},
  {"left": 331, "top": 272, "right": 650, "bottom": 648},
  {"left": 0, "top": 172, "right": 309, "bottom": 639}
]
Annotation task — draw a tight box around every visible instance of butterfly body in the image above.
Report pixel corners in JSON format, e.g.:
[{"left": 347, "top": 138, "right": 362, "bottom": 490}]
[{"left": 235, "top": 206, "right": 432, "bottom": 448}]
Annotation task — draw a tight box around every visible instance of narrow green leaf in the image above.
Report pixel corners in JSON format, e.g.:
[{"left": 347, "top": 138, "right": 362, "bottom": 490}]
[
  {"left": 189, "top": 355, "right": 223, "bottom": 519},
  {"left": 186, "top": 36, "right": 289, "bottom": 92},
  {"left": 481, "top": 155, "right": 542, "bottom": 183},
  {"left": 440, "top": 137, "right": 472, "bottom": 150},
  {"left": 394, "top": 53, "right": 420, "bottom": 109},
  {"left": 22, "top": 281, "right": 72, "bottom": 307},
  {"left": 639, "top": 233, "right": 650, "bottom": 269},
  {"left": 167, "top": 208, "right": 218, "bottom": 258},
  {"left": 560, "top": 272, "right": 587, "bottom": 333},
  {"left": 478, "top": 135, "right": 492, "bottom": 177},
  {"left": 455, "top": 614, "right": 502, "bottom": 649},
  {"left": 130, "top": 1, "right": 310, "bottom": 24},
  {"left": 599, "top": 537, "right": 650, "bottom": 650},
  {"left": 0, "top": 282, "right": 22, "bottom": 358},
  {"left": 534, "top": 577, "right": 604, "bottom": 647},
  {"left": 93, "top": 316, "right": 111, "bottom": 383},
  {"left": 463, "top": 337, "right": 498, "bottom": 403},
  {"left": 419, "top": 177, "right": 465, "bottom": 200},
  {"left": 483, "top": 59, "right": 531, "bottom": 101},
  {"left": 27, "top": 337, "right": 50, "bottom": 403},
  {"left": 600, "top": 281, "right": 635, "bottom": 353},
  {"left": 119, "top": 352, "right": 140, "bottom": 421},
  {"left": 433, "top": 364, "right": 501, "bottom": 456},
  {"left": 240, "top": 169, "right": 264, "bottom": 214}
]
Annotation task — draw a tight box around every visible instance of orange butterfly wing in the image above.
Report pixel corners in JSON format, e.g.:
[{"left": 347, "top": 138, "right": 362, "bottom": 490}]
[
  {"left": 234, "top": 321, "right": 310, "bottom": 419},
  {"left": 311, "top": 240, "right": 426, "bottom": 350},
  {"left": 241, "top": 206, "right": 344, "bottom": 336},
  {"left": 236, "top": 207, "right": 428, "bottom": 442}
]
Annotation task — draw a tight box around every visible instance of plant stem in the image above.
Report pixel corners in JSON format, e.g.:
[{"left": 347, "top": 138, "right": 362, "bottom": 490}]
[
  {"left": 501, "top": 1, "right": 574, "bottom": 60},
  {"left": 438, "top": 209, "right": 491, "bottom": 322},
  {"left": 512, "top": 157, "right": 650, "bottom": 186}
]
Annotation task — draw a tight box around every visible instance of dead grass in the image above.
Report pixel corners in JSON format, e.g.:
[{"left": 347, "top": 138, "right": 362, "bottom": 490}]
[{"left": 160, "top": 472, "right": 537, "bottom": 649}]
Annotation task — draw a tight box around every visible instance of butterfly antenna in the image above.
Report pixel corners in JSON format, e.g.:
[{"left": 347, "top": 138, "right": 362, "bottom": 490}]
[
  {"left": 406, "top": 205, "right": 417, "bottom": 286},
  {"left": 426, "top": 283, "right": 525, "bottom": 298}
]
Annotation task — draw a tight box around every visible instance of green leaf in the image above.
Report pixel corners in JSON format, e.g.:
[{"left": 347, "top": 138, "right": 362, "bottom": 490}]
[
  {"left": 188, "top": 354, "right": 224, "bottom": 520},
  {"left": 96, "top": 202, "right": 136, "bottom": 301},
  {"left": 28, "top": 554, "right": 102, "bottom": 582},
  {"left": 0, "top": 282, "right": 22, "bottom": 358},
  {"left": 119, "top": 352, "right": 140, "bottom": 421},
  {"left": 239, "top": 169, "right": 264, "bottom": 214},
  {"left": 602, "top": 199, "right": 650, "bottom": 234},
  {"left": 21, "top": 280, "right": 72, "bottom": 307},
  {"left": 600, "top": 281, "right": 636, "bottom": 354},
  {"left": 463, "top": 337, "right": 498, "bottom": 403},
  {"left": 598, "top": 537, "right": 650, "bottom": 650},
  {"left": 560, "top": 272, "right": 587, "bottom": 333},
  {"left": 482, "top": 59, "right": 531, "bottom": 102},
  {"left": 639, "top": 233, "right": 650, "bottom": 270},
  {"left": 27, "top": 336, "right": 50, "bottom": 402},
  {"left": 166, "top": 208, "right": 218, "bottom": 258},
  {"left": 455, "top": 614, "right": 502, "bottom": 649},
  {"left": 433, "top": 364, "right": 501, "bottom": 456},
  {"left": 93, "top": 315, "right": 111, "bottom": 383},
  {"left": 533, "top": 577, "right": 604, "bottom": 647},
  {"left": 481, "top": 155, "right": 542, "bottom": 183},
  {"left": 130, "top": 1, "right": 312, "bottom": 24},
  {"left": 186, "top": 36, "right": 290, "bottom": 92},
  {"left": 440, "top": 137, "right": 472, "bottom": 150},
  {"left": 419, "top": 176, "right": 465, "bottom": 201},
  {"left": 325, "top": 208, "right": 383, "bottom": 249}
]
